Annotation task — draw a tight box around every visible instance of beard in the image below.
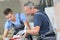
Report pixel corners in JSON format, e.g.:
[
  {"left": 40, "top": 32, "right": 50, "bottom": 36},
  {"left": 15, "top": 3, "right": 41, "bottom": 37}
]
[
  {"left": 31, "top": 13, "right": 34, "bottom": 16},
  {"left": 26, "top": 12, "right": 34, "bottom": 16}
]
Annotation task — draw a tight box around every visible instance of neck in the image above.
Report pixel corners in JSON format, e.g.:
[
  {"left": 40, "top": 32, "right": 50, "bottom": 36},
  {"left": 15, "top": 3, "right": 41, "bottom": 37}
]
[{"left": 34, "top": 9, "right": 40, "bottom": 13}]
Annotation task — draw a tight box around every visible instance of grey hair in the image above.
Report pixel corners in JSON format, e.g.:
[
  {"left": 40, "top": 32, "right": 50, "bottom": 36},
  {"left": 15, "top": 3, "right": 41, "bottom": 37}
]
[
  {"left": 24, "top": 2, "right": 35, "bottom": 9},
  {"left": 24, "top": 1, "right": 41, "bottom": 10}
]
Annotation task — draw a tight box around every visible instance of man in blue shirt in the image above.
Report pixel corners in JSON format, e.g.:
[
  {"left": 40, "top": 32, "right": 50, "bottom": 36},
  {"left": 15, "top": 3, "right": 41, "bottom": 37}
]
[
  {"left": 2, "top": 8, "right": 33, "bottom": 40},
  {"left": 23, "top": 2, "right": 56, "bottom": 40}
]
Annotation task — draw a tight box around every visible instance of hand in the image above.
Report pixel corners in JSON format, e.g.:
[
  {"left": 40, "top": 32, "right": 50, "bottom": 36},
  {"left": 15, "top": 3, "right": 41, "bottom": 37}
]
[{"left": 13, "top": 35, "right": 22, "bottom": 40}]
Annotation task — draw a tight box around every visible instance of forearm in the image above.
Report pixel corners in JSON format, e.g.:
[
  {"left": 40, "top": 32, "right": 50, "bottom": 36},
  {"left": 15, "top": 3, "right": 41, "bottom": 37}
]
[
  {"left": 2, "top": 30, "right": 9, "bottom": 40},
  {"left": 26, "top": 29, "right": 38, "bottom": 35},
  {"left": 3, "top": 35, "right": 7, "bottom": 40},
  {"left": 22, "top": 29, "right": 36, "bottom": 38},
  {"left": 26, "top": 22, "right": 31, "bottom": 30},
  {"left": 24, "top": 21, "right": 31, "bottom": 30},
  {"left": 26, "top": 26, "right": 40, "bottom": 35}
]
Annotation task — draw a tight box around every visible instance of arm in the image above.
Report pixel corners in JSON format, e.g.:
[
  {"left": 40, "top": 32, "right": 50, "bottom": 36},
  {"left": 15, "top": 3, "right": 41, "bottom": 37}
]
[
  {"left": 20, "top": 14, "right": 31, "bottom": 30},
  {"left": 2, "top": 21, "right": 11, "bottom": 40},
  {"left": 26, "top": 14, "right": 42, "bottom": 35},
  {"left": 22, "top": 26, "right": 40, "bottom": 37},
  {"left": 24, "top": 20, "right": 31, "bottom": 30},
  {"left": 2, "top": 29, "right": 9, "bottom": 40},
  {"left": 26, "top": 26, "right": 40, "bottom": 35}
]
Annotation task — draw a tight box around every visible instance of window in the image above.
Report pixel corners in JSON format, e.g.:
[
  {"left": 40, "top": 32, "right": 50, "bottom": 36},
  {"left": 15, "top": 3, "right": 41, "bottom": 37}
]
[{"left": 39, "top": 0, "right": 54, "bottom": 11}]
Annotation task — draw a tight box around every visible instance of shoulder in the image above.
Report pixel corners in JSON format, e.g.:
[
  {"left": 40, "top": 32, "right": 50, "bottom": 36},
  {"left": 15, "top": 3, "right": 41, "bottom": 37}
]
[
  {"left": 5, "top": 20, "right": 12, "bottom": 26},
  {"left": 4, "top": 20, "right": 12, "bottom": 30},
  {"left": 4, "top": 20, "right": 11, "bottom": 27},
  {"left": 5, "top": 20, "right": 10, "bottom": 24},
  {"left": 34, "top": 11, "right": 47, "bottom": 18},
  {"left": 34, "top": 12, "right": 43, "bottom": 18},
  {"left": 20, "top": 13, "right": 26, "bottom": 16},
  {"left": 15, "top": 13, "right": 25, "bottom": 16}
]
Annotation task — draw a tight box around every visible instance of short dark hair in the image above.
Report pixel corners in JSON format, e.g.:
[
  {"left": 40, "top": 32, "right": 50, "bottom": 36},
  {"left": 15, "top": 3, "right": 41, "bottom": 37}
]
[{"left": 3, "top": 8, "right": 13, "bottom": 15}]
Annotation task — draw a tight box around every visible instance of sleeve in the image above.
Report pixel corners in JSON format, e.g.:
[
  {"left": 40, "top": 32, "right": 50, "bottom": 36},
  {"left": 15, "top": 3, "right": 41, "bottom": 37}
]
[
  {"left": 4, "top": 21, "right": 12, "bottom": 30},
  {"left": 20, "top": 14, "right": 27, "bottom": 23},
  {"left": 34, "top": 14, "right": 42, "bottom": 27}
]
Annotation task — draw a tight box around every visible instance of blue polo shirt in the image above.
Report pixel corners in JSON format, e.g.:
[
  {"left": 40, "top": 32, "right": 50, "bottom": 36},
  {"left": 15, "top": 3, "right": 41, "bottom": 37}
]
[
  {"left": 4, "top": 13, "right": 26, "bottom": 30},
  {"left": 34, "top": 11, "right": 50, "bottom": 34}
]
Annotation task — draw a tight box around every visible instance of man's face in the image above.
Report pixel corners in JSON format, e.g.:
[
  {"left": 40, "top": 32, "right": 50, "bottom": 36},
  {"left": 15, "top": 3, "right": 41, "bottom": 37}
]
[
  {"left": 24, "top": 6, "right": 33, "bottom": 15},
  {"left": 5, "top": 12, "right": 14, "bottom": 21}
]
